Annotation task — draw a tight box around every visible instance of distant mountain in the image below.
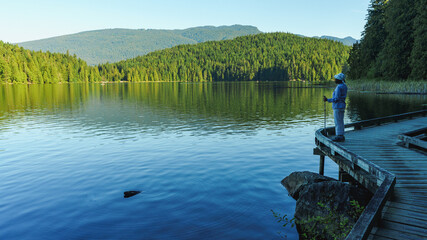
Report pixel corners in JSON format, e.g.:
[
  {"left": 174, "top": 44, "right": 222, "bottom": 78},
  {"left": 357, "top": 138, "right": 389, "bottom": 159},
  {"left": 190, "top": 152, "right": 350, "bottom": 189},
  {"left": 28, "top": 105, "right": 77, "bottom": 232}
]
[
  {"left": 314, "top": 36, "right": 358, "bottom": 46},
  {"left": 17, "top": 25, "right": 261, "bottom": 65},
  {"left": 295, "top": 34, "right": 358, "bottom": 46}
]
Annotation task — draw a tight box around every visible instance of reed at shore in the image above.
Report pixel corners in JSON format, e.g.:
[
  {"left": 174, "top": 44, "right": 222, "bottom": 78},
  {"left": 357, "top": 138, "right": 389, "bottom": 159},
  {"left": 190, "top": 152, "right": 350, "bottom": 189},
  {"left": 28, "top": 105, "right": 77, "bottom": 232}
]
[{"left": 346, "top": 79, "right": 427, "bottom": 94}]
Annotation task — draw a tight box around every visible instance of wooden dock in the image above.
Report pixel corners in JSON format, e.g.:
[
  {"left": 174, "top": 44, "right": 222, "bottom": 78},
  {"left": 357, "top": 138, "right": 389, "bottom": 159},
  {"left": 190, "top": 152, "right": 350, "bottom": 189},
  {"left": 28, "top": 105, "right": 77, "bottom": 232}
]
[{"left": 314, "top": 110, "right": 427, "bottom": 240}]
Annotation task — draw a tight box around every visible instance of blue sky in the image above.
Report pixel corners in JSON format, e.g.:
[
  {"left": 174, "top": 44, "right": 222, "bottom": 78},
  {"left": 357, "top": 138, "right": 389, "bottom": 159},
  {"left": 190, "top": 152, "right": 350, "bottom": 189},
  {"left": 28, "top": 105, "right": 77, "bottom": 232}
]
[{"left": 1, "top": 0, "right": 370, "bottom": 43}]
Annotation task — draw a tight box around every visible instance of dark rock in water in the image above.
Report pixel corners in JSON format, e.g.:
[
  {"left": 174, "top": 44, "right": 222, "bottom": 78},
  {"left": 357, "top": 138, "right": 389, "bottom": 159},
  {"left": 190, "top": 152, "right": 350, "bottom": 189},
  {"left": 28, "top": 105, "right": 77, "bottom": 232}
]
[
  {"left": 282, "top": 171, "right": 372, "bottom": 240},
  {"left": 281, "top": 171, "right": 335, "bottom": 199},
  {"left": 124, "top": 191, "right": 141, "bottom": 198}
]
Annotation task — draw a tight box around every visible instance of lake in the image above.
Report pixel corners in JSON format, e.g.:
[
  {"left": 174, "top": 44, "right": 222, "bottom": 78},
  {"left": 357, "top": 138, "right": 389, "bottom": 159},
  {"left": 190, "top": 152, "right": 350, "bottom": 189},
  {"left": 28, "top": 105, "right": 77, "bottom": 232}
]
[{"left": 0, "top": 82, "right": 425, "bottom": 240}]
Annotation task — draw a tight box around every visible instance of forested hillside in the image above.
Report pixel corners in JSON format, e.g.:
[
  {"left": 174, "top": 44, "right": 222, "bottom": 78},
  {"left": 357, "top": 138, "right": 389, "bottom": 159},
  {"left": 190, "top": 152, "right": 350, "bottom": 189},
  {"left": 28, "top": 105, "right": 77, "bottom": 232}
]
[
  {"left": 99, "top": 33, "right": 350, "bottom": 82},
  {"left": 348, "top": 0, "right": 426, "bottom": 80},
  {"left": 17, "top": 25, "right": 261, "bottom": 65},
  {"left": 1, "top": 32, "right": 350, "bottom": 84},
  {"left": 0, "top": 41, "right": 99, "bottom": 84}
]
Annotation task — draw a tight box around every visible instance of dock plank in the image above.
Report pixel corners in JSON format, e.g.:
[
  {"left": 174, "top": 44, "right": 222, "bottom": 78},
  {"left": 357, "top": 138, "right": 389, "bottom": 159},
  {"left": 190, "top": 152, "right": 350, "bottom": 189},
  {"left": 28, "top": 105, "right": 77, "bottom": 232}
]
[
  {"left": 370, "top": 227, "right": 425, "bottom": 240},
  {"left": 385, "top": 206, "right": 427, "bottom": 220},
  {"left": 382, "top": 212, "right": 427, "bottom": 229},
  {"left": 379, "top": 219, "right": 427, "bottom": 237},
  {"left": 387, "top": 201, "right": 427, "bottom": 214}
]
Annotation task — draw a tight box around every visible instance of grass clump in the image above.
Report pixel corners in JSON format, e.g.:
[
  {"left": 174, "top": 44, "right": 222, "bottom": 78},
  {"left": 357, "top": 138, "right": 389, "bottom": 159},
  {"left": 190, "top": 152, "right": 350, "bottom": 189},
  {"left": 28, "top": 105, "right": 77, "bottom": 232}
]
[
  {"left": 346, "top": 79, "right": 427, "bottom": 94},
  {"left": 272, "top": 200, "right": 365, "bottom": 240}
]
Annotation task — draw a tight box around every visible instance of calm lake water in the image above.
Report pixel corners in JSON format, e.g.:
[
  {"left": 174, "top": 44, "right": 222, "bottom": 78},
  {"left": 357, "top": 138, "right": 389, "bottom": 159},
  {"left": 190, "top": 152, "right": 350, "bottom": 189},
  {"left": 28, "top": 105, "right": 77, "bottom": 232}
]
[{"left": 0, "top": 82, "right": 425, "bottom": 240}]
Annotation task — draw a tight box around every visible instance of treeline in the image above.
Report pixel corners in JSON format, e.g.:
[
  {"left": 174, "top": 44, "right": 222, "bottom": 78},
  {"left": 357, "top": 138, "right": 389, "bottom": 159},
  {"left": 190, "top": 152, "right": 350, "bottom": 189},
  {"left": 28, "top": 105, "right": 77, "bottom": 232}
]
[
  {"left": 99, "top": 33, "right": 350, "bottom": 82},
  {"left": 348, "top": 0, "right": 426, "bottom": 80},
  {"left": 1, "top": 33, "right": 350, "bottom": 84},
  {"left": 0, "top": 41, "right": 101, "bottom": 84}
]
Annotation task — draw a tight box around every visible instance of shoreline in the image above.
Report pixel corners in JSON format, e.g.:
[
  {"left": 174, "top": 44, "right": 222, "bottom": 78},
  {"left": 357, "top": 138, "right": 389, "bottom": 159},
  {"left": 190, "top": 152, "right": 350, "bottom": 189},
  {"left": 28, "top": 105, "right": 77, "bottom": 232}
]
[{"left": 2, "top": 79, "right": 427, "bottom": 95}]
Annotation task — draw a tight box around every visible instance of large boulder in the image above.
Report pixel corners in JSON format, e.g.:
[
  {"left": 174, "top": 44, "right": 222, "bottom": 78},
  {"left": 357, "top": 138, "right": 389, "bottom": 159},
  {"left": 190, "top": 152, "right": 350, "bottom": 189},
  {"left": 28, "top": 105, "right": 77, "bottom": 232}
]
[
  {"left": 282, "top": 171, "right": 372, "bottom": 240},
  {"left": 281, "top": 171, "right": 335, "bottom": 199}
]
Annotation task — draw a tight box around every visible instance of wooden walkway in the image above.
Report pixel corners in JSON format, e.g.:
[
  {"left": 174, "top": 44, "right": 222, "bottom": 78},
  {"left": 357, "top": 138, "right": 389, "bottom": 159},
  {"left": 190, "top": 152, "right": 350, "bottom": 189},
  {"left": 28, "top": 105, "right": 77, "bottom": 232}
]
[
  {"left": 340, "top": 117, "right": 427, "bottom": 239},
  {"left": 314, "top": 111, "right": 427, "bottom": 240}
]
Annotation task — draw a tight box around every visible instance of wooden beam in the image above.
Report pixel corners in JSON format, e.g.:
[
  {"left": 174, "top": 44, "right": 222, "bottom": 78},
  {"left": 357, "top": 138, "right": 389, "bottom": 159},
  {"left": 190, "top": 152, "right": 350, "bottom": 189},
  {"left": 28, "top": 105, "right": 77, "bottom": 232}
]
[{"left": 346, "top": 176, "right": 396, "bottom": 240}]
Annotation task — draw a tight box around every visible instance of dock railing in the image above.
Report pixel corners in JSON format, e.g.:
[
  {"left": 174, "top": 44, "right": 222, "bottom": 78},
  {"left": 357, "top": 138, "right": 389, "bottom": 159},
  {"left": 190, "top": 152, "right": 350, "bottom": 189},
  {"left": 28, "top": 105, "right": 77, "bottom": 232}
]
[{"left": 314, "top": 109, "right": 427, "bottom": 240}]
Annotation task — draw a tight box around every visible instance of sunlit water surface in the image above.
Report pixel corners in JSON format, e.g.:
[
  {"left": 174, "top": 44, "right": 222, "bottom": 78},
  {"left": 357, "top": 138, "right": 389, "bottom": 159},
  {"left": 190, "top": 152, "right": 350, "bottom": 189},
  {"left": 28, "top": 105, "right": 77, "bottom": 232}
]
[{"left": 0, "top": 82, "right": 425, "bottom": 239}]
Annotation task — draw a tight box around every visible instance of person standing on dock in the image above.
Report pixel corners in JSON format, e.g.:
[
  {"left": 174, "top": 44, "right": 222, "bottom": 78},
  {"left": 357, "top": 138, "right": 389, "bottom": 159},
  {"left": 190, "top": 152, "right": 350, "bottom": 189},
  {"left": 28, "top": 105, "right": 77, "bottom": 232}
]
[{"left": 323, "top": 73, "right": 348, "bottom": 142}]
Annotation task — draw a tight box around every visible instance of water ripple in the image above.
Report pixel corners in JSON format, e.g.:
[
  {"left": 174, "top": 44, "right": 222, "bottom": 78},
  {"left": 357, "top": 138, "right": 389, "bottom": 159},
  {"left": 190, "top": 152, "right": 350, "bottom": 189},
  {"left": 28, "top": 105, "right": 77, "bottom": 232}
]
[{"left": 1, "top": 83, "right": 424, "bottom": 239}]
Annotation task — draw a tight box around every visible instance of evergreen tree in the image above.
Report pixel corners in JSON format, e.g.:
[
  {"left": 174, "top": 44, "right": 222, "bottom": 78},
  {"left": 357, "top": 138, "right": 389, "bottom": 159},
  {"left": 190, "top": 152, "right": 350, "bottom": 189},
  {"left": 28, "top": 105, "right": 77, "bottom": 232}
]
[
  {"left": 376, "top": 0, "right": 416, "bottom": 80},
  {"left": 0, "top": 41, "right": 103, "bottom": 84},
  {"left": 100, "top": 33, "right": 350, "bottom": 83},
  {"left": 409, "top": 0, "right": 427, "bottom": 79},
  {"left": 348, "top": 0, "right": 426, "bottom": 81},
  {"left": 0, "top": 56, "right": 11, "bottom": 82},
  {"left": 1, "top": 33, "right": 351, "bottom": 84}
]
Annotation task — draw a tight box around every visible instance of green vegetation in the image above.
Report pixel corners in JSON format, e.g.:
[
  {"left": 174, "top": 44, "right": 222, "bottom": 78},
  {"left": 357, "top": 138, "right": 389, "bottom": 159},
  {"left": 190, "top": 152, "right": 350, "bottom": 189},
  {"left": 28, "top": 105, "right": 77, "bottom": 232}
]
[
  {"left": 346, "top": 79, "right": 427, "bottom": 94},
  {"left": 0, "top": 41, "right": 99, "bottom": 84},
  {"left": 272, "top": 200, "right": 365, "bottom": 240},
  {"left": 2, "top": 33, "right": 350, "bottom": 84},
  {"left": 348, "top": 0, "right": 426, "bottom": 81},
  {"left": 18, "top": 25, "right": 261, "bottom": 65},
  {"left": 99, "top": 33, "right": 350, "bottom": 82}
]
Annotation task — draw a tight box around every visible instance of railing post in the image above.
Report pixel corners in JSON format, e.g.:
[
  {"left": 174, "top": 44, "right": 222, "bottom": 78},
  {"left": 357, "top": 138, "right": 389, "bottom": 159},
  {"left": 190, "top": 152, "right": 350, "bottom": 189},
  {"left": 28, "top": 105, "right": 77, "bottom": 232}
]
[
  {"left": 319, "top": 155, "right": 325, "bottom": 175},
  {"left": 313, "top": 147, "right": 326, "bottom": 176},
  {"left": 339, "top": 167, "right": 344, "bottom": 181},
  {"left": 339, "top": 167, "right": 354, "bottom": 182}
]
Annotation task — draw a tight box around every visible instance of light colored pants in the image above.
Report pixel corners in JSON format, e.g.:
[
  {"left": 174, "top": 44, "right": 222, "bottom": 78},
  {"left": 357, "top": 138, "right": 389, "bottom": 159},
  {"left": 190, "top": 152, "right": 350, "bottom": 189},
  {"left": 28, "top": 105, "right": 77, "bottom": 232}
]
[{"left": 334, "top": 109, "right": 345, "bottom": 136}]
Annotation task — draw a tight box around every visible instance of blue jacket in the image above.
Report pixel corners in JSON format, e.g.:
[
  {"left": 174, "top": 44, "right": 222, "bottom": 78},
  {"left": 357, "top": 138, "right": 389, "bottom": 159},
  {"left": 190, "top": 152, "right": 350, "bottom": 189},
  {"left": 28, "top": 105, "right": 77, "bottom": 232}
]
[{"left": 327, "top": 83, "right": 347, "bottom": 109}]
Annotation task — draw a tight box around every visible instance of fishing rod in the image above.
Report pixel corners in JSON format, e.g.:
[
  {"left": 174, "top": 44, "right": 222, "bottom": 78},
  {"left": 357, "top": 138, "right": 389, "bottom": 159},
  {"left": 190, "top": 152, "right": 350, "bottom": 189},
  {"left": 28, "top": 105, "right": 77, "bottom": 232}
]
[{"left": 323, "top": 99, "right": 328, "bottom": 137}]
